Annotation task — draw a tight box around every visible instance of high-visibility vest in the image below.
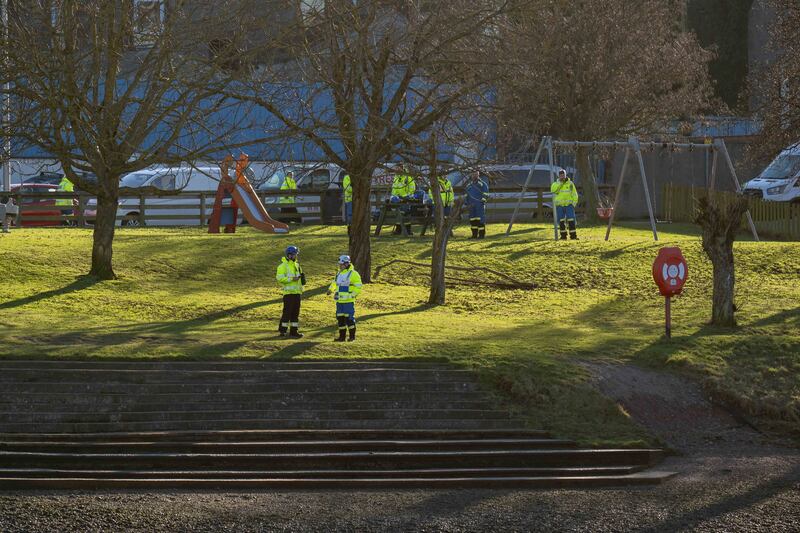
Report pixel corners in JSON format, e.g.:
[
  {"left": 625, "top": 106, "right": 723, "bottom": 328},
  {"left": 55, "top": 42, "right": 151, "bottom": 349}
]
[
  {"left": 342, "top": 174, "right": 352, "bottom": 203},
  {"left": 280, "top": 174, "right": 297, "bottom": 204},
  {"left": 276, "top": 257, "right": 303, "bottom": 294},
  {"left": 428, "top": 177, "right": 453, "bottom": 207},
  {"left": 328, "top": 266, "right": 362, "bottom": 304},
  {"left": 391, "top": 174, "right": 415, "bottom": 198},
  {"left": 551, "top": 179, "right": 579, "bottom": 206},
  {"left": 56, "top": 177, "right": 74, "bottom": 207}
]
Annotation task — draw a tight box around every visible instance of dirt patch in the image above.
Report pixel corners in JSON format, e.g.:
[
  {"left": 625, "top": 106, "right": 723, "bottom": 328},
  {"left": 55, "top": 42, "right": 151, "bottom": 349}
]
[{"left": 580, "top": 361, "right": 776, "bottom": 452}]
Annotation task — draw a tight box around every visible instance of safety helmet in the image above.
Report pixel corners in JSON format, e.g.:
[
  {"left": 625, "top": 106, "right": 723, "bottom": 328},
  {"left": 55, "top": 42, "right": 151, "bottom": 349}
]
[
  {"left": 390, "top": 195, "right": 401, "bottom": 204},
  {"left": 413, "top": 189, "right": 424, "bottom": 200},
  {"left": 338, "top": 255, "right": 351, "bottom": 266},
  {"left": 285, "top": 245, "right": 299, "bottom": 257}
]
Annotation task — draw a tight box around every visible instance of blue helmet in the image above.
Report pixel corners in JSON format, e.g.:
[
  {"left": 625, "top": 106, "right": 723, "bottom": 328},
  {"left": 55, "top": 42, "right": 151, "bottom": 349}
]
[
  {"left": 413, "top": 189, "right": 424, "bottom": 200},
  {"left": 389, "top": 195, "right": 401, "bottom": 204},
  {"left": 285, "top": 245, "right": 299, "bottom": 257}
]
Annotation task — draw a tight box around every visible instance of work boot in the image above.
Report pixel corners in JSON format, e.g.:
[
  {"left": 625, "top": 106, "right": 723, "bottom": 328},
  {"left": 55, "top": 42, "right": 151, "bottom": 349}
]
[
  {"left": 470, "top": 228, "right": 478, "bottom": 239},
  {"left": 478, "top": 229, "right": 486, "bottom": 239},
  {"left": 335, "top": 327, "right": 347, "bottom": 342},
  {"left": 289, "top": 327, "right": 304, "bottom": 339},
  {"left": 278, "top": 324, "right": 288, "bottom": 337},
  {"left": 570, "top": 233, "right": 579, "bottom": 240},
  {"left": 347, "top": 327, "right": 356, "bottom": 342}
]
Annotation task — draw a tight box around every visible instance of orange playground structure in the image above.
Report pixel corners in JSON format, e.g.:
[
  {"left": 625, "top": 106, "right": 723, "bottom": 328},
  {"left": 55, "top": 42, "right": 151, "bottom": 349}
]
[{"left": 208, "top": 154, "right": 289, "bottom": 234}]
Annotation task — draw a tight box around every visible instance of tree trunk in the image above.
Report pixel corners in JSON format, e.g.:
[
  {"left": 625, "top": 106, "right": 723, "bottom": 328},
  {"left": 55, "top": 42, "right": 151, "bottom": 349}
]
[
  {"left": 90, "top": 190, "right": 119, "bottom": 280},
  {"left": 576, "top": 146, "right": 599, "bottom": 223},
  {"left": 349, "top": 174, "right": 373, "bottom": 283},
  {"left": 694, "top": 195, "right": 749, "bottom": 327}
]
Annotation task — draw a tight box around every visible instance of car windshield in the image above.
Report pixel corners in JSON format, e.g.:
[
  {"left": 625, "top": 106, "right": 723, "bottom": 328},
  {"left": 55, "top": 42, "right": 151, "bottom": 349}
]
[
  {"left": 259, "top": 171, "right": 284, "bottom": 190},
  {"left": 761, "top": 154, "right": 800, "bottom": 179},
  {"left": 120, "top": 173, "right": 153, "bottom": 187}
]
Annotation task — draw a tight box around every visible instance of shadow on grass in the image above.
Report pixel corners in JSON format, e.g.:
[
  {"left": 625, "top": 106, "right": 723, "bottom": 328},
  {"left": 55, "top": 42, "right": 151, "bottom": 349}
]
[{"left": 0, "top": 276, "right": 100, "bottom": 310}]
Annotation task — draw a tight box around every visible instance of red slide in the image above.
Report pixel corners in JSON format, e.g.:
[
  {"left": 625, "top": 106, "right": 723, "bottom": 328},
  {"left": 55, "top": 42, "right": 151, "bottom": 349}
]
[{"left": 231, "top": 173, "right": 289, "bottom": 234}]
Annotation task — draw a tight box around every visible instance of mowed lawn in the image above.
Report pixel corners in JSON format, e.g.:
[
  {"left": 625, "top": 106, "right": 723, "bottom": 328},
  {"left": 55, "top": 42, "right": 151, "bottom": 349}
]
[{"left": 1, "top": 222, "right": 798, "bottom": 445}]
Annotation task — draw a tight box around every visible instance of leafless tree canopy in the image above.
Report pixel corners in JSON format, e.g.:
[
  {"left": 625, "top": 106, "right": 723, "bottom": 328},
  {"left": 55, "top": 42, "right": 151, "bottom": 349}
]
[
  {"left": 0, "top": 1, "right": 269, "bottom": 278},
  {"left": 750, "top": 0, "right": 800, "bottom": 160},
  {"left": 498, "top": 0, "right": 714, "bottom": 143},
  {"left": 237, "top": 0, "right": 506, "bottom": 281}
]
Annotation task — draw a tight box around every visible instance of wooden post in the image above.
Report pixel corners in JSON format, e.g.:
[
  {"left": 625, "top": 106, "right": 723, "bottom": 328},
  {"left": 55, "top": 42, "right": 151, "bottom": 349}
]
[
  {"left": 199, "top": 193, "right": 206, "bottom": 226},
  {"left": 547, "top": 137, "right": 559, "bottom": 241},
  {"left": 630, "top": 136, "right": 659, "bottom": 241},
  {"left": 506, "top": 137, "right": 546, "bottom": 236},
  {"left": 665, "top": 296, "right": 672, "bottom": 339},
  {"left": 537, "top": 189, "right": 544, "bottom": 221},
  {"left": 138, "top": 193, "right": 146, "bottom": 226},
  {"left": 604, "top": 147, "right": 631, "bottom": 241},
  {"left": 77, "top": 195, "right": 86, "bottom": 227},
  {"left": 715, "top": 138, "right": 759, "bottom": 241}
]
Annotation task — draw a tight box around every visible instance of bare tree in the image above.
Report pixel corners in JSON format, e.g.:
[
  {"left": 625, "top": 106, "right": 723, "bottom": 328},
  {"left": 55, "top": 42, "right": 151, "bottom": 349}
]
[
  {"left": 499, "top": 0, "right": 714, "bottom": 221},
  {"left": 0, "top": 1, "right": 273, "bottom": 279},
  {"left": 749, "top": 0, "right": 800, "bottom": 161},
  {"left": 237, "top": 0, "right": 505, "bottom": 282},
  {"left": 694, "top": 194, "right": 750, "bottom": 327}
]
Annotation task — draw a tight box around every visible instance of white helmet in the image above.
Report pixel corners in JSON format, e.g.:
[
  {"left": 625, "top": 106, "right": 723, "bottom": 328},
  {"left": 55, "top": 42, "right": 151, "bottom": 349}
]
[{"left": 338, "top": 255, "right": 351, "bottom": 265}]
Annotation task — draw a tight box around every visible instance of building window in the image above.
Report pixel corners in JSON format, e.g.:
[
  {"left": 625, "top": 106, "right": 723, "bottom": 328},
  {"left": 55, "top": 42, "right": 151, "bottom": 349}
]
[{"left": 133, "top": 0, "right": 165, "bottom": 47}]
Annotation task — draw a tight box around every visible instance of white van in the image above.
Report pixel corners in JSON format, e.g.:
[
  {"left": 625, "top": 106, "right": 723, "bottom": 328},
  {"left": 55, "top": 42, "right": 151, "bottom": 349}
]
[
  {"left": 743, "top": 143, "right": 800, "bottom": 202},
  {"left": 86, "top": 166, "right": 224, "bottom": 226}
]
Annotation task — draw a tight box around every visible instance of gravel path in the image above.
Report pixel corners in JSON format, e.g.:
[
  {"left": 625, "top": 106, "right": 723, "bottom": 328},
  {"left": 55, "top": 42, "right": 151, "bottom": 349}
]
[{"left": 1, "top": 363, "right": 798, "bottom": 532}]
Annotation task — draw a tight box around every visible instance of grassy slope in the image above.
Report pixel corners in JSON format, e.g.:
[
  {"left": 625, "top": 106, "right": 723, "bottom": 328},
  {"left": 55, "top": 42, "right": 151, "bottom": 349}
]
[{"left": 1, "top": 223, "right": 798, "bottom": 445}]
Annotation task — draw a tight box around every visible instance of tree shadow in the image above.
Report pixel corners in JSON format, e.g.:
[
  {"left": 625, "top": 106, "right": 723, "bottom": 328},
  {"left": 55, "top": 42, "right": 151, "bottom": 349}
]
[
  {"left": 357, "top": 303, "right": 431, "bottom": 323},
  {"left": 267, "top": 341, "right": 324, "bottom": 360},
  {"left": 646, "top": 463, "right": 800, "bottom": 532},
  {"left": 0, "top": 276, "right": 100, "bottom": 310},
  {"left": 748, "top": 306, "right": 800, "bottom": 329}
]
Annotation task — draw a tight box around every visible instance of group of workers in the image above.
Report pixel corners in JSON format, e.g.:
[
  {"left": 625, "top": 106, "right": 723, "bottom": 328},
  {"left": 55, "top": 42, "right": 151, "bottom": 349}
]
[
  {"left": 339, "top": 166, "right": 579, "bottom": 240},
  {"left": 276, "top": 246, "right": 362, "bottom": 342}
]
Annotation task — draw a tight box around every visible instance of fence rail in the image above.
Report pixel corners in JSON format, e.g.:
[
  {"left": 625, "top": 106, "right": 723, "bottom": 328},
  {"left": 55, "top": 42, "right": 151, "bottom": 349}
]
[
  {"left": 662, "top": 183, "right": 800, "bottom": 240},
  {"left": 3, "top": 185, "right": 613, "bottom": 228}
]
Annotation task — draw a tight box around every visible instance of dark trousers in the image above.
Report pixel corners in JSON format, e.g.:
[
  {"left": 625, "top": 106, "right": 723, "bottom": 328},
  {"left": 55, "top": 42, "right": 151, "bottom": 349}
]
[{"left": 279, "top": 294, "right": 302, "bottom": 332}]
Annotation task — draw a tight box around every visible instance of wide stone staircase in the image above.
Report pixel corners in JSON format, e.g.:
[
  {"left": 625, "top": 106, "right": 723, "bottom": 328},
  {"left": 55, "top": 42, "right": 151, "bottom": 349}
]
[{"left": 0, "top": 360, "right": 675, "bottom": 489}]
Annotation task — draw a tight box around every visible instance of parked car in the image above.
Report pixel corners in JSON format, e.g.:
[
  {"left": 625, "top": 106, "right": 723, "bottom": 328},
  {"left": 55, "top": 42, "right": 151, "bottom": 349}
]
[
  {"left": 21, "top": 172, "right": 63, "bottom": 187},
  {"left": 85, "top": 166, "right": 224, "bottom": 226},
  {"left": 258, "top": 163, "right": 346, "bottom": 222},
  {"left": 743, "top": 142, "right": 800, "bottom": 202},
  {"left": 9, "top": 183, "right": 76, "bottom": 227}
]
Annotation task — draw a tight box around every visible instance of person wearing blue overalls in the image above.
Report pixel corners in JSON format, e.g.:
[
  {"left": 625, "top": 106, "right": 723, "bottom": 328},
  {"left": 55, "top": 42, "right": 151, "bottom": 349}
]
[
  {"left": 551, "top": 169, "right": 579, "bottom": 240},
  {"left": 327, "top": 255, "right": 363, "bottom": 342},
  {"left": 465, "top": 170, "right": 489, "bottom": 239}
]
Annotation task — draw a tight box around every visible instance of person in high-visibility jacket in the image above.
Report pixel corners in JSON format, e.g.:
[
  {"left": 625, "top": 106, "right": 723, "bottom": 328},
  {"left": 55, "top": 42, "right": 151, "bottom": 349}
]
[
  {"left": 342, "top": 174, "right": 352, "bottom": 233},
  {"left": 279, "top": 171, "right": 298, "bottom": 223},
  {"left": 465, "top": 170, "right": 489, "bottom": 239},
  {"left": 551, "top": 169, "right": 579, "bottom": 240},
  {"left": 276, "top": 245, "right": 306, "bottom": 338},
  {"left": 391, "top": 165, "right": 416, "bottom": 235},
  {"left": 327, "top": 255, "right": 362, "bottom": 342},
  {"left": 56, "top": 175, "right": 74, "bottom": 224},
  {"left": 427, "top": 176, "right": 454, "bottom": 216}
]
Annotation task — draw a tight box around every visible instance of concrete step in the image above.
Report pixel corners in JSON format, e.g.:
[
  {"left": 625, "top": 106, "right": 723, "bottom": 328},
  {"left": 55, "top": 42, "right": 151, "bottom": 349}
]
[
  {"left": 0, "top": 409, "right": 513, "bottom": 424},
  {"left": 0, "top": 465, "right": 644, "bottom": 479},
  {"left": 0, "top": 471, "right": 678, "bottom": 489},
  {"left": 0, "top": 368, "right": 478, "bottom": 384},
  {"left": 0, "top": 391, "right": 492, "bottom": 406},
  {"left": 0, "top": 429, "right": 552, "bottom": 442},
  {"left": 0, "top": 360, "right": 456, "bottom": 371},
  {"left": 0, "top": 381, "right": 482, "bottom": 394},
  {"left": 0, "top": 438, "right": 578, "bottom": 454},
  {"left": 0, "top": 400, "right": 499, "bottom": 413},
  {"left": 0, "top": 418, "right": 528, "bottom": 433},
  {"left": 0, "top": 448, "right": 664, "bottom": 470}
]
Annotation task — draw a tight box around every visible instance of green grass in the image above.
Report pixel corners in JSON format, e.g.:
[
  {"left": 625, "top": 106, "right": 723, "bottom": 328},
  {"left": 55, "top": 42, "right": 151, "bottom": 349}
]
[{"left": 1, "top": 222, "right": 798, "bottom": 445}]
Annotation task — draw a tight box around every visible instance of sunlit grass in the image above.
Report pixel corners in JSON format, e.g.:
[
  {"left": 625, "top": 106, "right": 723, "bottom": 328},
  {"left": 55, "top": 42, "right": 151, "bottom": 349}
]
[{"left": 1, "top": 222, "right": 797, "bottom": 443}]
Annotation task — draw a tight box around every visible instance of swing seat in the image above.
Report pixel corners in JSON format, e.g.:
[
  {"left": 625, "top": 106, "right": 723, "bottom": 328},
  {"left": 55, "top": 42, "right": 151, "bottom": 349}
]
[{"left": 596, "top": 207, "right": 614, "bottom": 219}]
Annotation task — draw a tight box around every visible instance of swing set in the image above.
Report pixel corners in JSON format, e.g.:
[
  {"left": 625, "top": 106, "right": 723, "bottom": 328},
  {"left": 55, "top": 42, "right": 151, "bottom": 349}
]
[{"left": 505, "top": 136, "right": 759, "bottom": 242}]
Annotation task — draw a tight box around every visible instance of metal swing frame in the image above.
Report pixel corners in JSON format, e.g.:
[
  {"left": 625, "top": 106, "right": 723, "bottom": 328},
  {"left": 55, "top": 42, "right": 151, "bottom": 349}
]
[{"left": 504, "top": 136, "right": 759, "bottom": 242}]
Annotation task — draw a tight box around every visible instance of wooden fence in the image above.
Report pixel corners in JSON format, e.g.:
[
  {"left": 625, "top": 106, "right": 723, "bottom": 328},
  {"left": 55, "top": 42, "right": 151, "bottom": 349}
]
[
  {"left": 4, "top": 185, "right": 614, "bottom": 228},
  {"left": 662, "top": 183, "right": 800, "bottom": 240}
]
